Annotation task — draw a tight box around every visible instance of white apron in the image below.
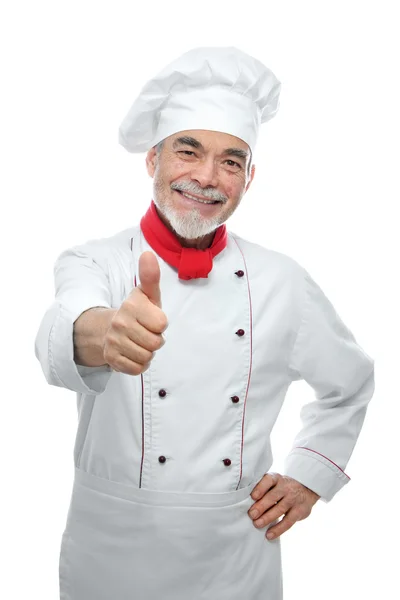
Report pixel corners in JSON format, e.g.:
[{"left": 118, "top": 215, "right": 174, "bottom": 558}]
[{"left": 59, "top": 467, "right": 282, "bottom": 599}]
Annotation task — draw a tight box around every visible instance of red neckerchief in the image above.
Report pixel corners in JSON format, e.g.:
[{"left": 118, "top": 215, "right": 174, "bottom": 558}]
[{"left": 140, "top": 200, "right": 228, "bottom": 280}]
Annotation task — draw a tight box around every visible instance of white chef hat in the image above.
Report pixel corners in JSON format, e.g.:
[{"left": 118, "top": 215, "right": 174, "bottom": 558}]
[{"left": 118, "top": 46, "right": 281, "bottom": 155}]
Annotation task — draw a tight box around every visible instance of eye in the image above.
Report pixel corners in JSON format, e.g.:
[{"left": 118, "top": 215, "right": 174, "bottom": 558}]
[
  {"left": 225, "top": 160, "right": 242, "bottom": 169},
  {"left": 178, "top": 150, "right": 196, "bottom": 156}
]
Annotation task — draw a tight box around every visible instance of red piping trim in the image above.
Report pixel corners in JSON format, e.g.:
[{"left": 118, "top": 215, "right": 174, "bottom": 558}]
[
  {"left": 139, "top": 371, "right": 145, "bottom": 488},
  {"left": 295, "top": 447, "right": 351, "bottom": 479},
  {"left": 232, "top": 236, "right": 253, "bottom": 491},
  {"left": 133, "top": 267, "right": 145, "bottom": 489},
  {"left": 131, "top": 239, "right": 145, "bottom": 488}
]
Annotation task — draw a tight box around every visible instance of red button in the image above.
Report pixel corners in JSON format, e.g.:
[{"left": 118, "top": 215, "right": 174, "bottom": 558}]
[
  {"left": 231, "top": 396, "right": 240, "bottom": 403},
  {"left": 235, "top": 270, "right": 244, "bottom": 277},
  {"left": 236, "top": 329, "right": 245, "bottom": 336},
  {"left": 159, "top": 389, "right": 167, "bottom": 397},
  {"left": 158, "top": 456, "right": 166, "bottom": 463},
  {"left": 223, "top": 458, "right": 232, "bottom": 466}
]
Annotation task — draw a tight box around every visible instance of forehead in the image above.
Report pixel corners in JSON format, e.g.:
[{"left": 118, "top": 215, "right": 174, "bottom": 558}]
[{"left": 166, "top": 129, "right": 250, "bottom": 153}]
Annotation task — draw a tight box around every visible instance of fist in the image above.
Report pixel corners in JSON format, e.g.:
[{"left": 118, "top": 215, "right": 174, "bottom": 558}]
[{"left": 103, "top": 251, "right": 168, "bottom": 375}]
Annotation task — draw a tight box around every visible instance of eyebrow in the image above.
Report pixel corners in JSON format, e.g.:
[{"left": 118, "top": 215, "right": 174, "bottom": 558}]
[
  {"left": 172, "top": 136, "right": 249, "bottom": 162},
  {"left": 222, "top": 148, "right": 249, "bottom": 161},
  {"left": 173, "top": 136, "right": 203, "bottom": 150}
]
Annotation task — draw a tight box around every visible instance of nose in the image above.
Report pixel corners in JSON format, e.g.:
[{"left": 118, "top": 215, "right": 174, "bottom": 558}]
[{"left": 190, "top": 158, "right": 219, "bottom": 189}]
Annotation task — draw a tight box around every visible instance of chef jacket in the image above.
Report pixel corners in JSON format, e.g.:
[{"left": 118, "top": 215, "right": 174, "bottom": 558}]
[{"left": 34, "top": 223, "right": 375, "bottom": 600}]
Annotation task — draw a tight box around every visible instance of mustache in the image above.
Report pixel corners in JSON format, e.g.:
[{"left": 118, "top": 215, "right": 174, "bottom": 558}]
[{"left": 171, "top": 181, "right": 228, "bottom": 203}]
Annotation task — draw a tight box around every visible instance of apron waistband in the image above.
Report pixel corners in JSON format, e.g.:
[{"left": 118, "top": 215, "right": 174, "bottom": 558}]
[{"left": 74, "top": 467, "right": 257, "bottom": 508}]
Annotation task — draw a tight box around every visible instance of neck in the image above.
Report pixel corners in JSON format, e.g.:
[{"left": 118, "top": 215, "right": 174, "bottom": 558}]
[{"left": 155, "top": 206, "right": 216, "bottom": 249}]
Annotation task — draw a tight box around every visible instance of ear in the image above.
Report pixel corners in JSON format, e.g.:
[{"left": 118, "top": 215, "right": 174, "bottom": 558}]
[
  {"left": 245, "top": 164, "right": 256, "bottom": 193},
  {"left": 146, "top": 147, "right": 158, "bottom": 178}
]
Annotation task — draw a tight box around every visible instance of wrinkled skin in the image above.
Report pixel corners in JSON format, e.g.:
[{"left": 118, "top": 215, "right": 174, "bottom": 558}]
[{"left": 248, "top": 472, "right": 321, "bottom": 539}]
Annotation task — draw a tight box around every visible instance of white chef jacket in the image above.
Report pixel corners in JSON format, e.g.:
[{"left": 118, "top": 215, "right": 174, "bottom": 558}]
[{"left": 34, "top": 223, "right": 375, "bottom": 600}]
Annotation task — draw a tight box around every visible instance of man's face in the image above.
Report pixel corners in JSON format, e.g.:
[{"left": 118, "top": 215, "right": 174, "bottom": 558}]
[{"left": 145, "top": 129, "right": 255, "bottom": 240}]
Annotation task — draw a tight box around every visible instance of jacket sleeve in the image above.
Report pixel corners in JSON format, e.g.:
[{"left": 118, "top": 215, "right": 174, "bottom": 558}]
[
  {"left": 283, "top": 267, "right": 375, "bottom": 502},
  {"left": 34, "top": 242, "right": 114, "bottom": 395}
]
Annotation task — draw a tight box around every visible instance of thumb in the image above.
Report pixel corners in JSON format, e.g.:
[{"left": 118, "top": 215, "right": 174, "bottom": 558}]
[{"left": 138, "top": 251, "right": 162, "bottom": 308}]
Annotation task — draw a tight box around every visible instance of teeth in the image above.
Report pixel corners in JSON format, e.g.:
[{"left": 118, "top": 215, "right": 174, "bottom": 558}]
[{"left": 181, "top": 192, "right": 216, "bottom": 204}]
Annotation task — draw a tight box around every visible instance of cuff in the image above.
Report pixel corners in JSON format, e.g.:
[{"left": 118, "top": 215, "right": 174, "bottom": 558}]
[
  {"left": 283, "top": 447, "right": 351, "bottom": 502},
  {"left": 48, "top": 301, "right": 113, "bottom": 395}
]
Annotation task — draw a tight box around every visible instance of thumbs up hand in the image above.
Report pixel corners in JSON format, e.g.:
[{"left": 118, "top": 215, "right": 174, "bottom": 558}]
[{"left": 103, "top": 252, "right": 168, "bottom": 375}]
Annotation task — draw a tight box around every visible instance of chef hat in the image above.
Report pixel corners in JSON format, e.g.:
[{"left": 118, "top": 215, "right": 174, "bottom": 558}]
[{"left": 118, "top": 46, "right": 281, "bottom": 155}]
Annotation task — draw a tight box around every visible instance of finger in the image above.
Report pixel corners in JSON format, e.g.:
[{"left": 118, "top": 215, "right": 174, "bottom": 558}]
[
  {"left": 251, "top": 472, "right": 280, "bottom": 500},
  {"left": 138, "top": 251, "right": 162, "bottom": 308},
  {"left": 105, "top": 332, "right": 155, "bottom": 368},
  {"left": 265, "top": 509, "right": 298, "bottom": 540},
  {"left": 133, "top": 298, "right": 168, "bottom": 335},
  {"left": 252, "top": 500, "right": 291, "bottom": 528},
  {"left": 108, "top": 353, "right": 152, "bottom": 376},
  {"left": 248, "top": 490, "right": 285, "bottom": 518},
  {"left": 123, "top": 319, "right": 165, "bottom": 353}
]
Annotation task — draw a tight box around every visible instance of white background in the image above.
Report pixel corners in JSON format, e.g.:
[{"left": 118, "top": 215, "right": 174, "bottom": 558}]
[{"left": 1, "top": 1, "right": 399, "bottom": 598}]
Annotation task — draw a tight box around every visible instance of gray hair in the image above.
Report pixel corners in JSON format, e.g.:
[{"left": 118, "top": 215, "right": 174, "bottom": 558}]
[
  {"left": 154, "top": 139, "right": 252, "bottom": 176},
  {"left": 155, "top": 140, "right": 164, "bottom": 154}
]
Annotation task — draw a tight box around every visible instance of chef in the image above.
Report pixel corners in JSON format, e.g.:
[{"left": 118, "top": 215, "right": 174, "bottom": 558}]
[{"left": 34, "top": 46, "right": 375, "bottom": 600}]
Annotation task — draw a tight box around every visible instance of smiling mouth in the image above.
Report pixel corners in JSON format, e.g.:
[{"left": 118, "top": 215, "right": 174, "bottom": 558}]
[{"left": 175, "top": 190, "right": 221, "bottom": 205}]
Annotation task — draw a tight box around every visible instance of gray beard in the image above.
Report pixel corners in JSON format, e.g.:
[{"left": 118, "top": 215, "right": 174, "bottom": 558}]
[{"left": 153, "top": 197, "right": 223, "bottom": 240}]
